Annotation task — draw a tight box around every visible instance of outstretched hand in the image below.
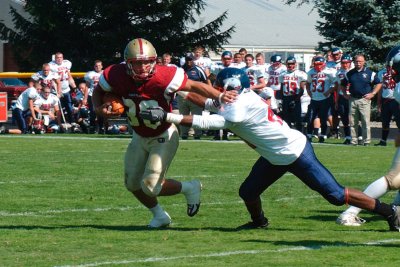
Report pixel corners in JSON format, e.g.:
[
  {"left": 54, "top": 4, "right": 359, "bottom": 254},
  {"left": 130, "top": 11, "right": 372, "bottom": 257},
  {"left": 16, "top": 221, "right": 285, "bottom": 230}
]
[{"left": 139, "top": 107, "right": 167, "bottom": 123}]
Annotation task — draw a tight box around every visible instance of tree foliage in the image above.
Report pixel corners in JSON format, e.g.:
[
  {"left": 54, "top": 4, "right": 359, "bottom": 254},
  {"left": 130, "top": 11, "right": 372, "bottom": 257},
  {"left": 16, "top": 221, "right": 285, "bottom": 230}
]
[
  {"left": 285, "top": 0, "right": 400, "bottom": 67},
  {"left": 0, "top": 0, "right": 235, "bottom": 71}
]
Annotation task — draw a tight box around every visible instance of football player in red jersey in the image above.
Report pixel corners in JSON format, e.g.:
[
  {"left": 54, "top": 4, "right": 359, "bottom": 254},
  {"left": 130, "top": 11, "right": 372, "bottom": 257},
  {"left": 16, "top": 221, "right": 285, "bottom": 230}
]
[{"left": 92, "top": 38, "right": 236, "bottom": 228}]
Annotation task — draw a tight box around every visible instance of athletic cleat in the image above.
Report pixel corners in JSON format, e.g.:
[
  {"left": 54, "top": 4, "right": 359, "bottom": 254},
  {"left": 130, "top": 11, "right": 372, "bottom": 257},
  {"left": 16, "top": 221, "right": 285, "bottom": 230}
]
[
  {"left": 336, "top": 212, "right": 366, "bottom": 226},
  {"left": 236, "top": 216, "right": 269, "bottom": 230},
  {"left": 374, "top": 140, "right": 387, "bottom": 146},
  {"left": 387, "top": 205, "right": 400, "bottom": 232},
  {"left": 148, "top": 211, "right": 171, "bottom": 228},
  {"left": 184, "top": 179, "right": 202, "bottom": 217}
]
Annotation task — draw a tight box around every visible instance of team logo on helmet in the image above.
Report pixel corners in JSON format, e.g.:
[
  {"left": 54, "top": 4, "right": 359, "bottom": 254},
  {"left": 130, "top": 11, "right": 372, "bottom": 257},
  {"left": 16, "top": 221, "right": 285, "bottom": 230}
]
[{"left": 216, "top": 68, "right": 250, "bottom": 92}]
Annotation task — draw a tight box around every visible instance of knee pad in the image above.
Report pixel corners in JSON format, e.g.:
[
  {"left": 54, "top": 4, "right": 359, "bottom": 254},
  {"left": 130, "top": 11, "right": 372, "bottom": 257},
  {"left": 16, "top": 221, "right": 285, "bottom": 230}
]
[{"left": 141, "top": 174, "right": 162, "bottom": 197}]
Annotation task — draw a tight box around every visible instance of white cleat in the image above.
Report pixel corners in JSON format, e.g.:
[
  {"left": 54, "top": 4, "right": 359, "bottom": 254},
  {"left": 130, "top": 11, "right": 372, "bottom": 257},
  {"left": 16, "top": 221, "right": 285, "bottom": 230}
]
[
  {"left": 336, "top": 212, "right": 366, "bottom": 227},
  {"left": 184, "top": 180, "right": 202, "bottom": 217},
  {"left": 148, "top": 211, "right": 171, "bottom": 228}
]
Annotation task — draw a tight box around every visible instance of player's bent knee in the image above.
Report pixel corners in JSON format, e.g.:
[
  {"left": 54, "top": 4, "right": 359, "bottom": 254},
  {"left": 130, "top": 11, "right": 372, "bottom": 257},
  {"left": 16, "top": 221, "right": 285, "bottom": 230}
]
[
  {"left": 385, "top": 171, "right": 400, "bottom": 190},
  {"left": 325, "top": 192, "right": 345, "bottom": 206},
  {"left": 239, "top": 183, "right": 256, "bottom": 202},
  {"left": 141, "top": 175, "right": 162, "bottom": 197}
]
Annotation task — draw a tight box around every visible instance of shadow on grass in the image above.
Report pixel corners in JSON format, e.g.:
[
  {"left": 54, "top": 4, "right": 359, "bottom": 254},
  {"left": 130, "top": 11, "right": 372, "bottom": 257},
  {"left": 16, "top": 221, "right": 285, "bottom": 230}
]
[{"left": 262, "top": 239, "right": 400, "bottom": 248}]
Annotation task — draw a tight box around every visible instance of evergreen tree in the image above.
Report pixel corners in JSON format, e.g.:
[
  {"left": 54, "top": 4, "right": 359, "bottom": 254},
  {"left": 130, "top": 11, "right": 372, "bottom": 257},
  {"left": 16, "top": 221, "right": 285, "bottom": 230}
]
[
  {"left": 0, "top": 0, "right": 234, "bottom": 71},
  {"left": 285, "top": 0, "right": 400, "bottom": 67}
]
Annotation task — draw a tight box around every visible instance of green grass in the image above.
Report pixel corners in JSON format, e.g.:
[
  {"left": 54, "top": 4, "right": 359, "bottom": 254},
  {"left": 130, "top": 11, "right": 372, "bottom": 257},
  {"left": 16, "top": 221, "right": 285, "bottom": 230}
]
[{"left": 0, "top": 135, "right": 399, "bottom": 267}]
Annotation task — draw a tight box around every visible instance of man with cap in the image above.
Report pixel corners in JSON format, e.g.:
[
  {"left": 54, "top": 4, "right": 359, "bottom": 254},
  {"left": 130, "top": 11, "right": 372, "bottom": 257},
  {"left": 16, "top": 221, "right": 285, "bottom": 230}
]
[{"left": 177, "top": 52, "right": 209, "bottom": 139}]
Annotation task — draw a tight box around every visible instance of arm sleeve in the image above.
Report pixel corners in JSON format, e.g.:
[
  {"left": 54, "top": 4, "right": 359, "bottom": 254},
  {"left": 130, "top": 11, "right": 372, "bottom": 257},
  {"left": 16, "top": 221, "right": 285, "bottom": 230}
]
[{"left": 192, "top": 114, "right": 227, "bottom": 130}]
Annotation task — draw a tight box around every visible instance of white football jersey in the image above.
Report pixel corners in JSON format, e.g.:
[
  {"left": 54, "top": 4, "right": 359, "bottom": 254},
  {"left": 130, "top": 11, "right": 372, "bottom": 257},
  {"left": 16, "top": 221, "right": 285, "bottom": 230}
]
[
  {"left": 279, "top": 70, "right": 308, "bottom": 96},
  {"left": 34, "top": 93, "right": 59, "bottom": 111},
  {"left": 267, "top": 65, "right": 287, "bottom": 91},
  {"left": 31, "top": 71, "right": 60, "bottom": 94},
  {"left": 84, "top": 70, "right": 103, "bottom": 96},
  {"left": 256, "top": 63, "right": 271, "bottom": 81},
  {"left": 243, "top": 65, "right": 264, "bottom": 87},
  {"left": 49, "top": 59, "right": 72, "bottom": 93},
  {"left": 192, "top": 89, "right": 307, "bottom": 165},
  {"left": 307, "top": 68, "right": 337, "bottom": 101},
  {"left": 15, "top": 87, "right": 40, "bottom": 111},
  {"left": 378, "top": 68, "right": 394, "bottom": 99},
  {"left": 193, "top": 56, "right": 213, "bottom": 71}
]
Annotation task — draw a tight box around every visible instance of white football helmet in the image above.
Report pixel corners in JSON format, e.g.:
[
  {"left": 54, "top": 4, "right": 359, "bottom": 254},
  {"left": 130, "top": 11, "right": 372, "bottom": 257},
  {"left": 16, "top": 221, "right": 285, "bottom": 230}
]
[{"left": 124, "top": 38, "right": 157, "bottom": 81}]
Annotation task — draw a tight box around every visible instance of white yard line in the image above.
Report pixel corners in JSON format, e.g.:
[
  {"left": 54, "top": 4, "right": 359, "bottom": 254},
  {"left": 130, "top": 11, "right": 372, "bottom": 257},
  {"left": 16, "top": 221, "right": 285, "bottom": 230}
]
[{"left": 54, "top": 239, "right": 400, "bottom": 267}]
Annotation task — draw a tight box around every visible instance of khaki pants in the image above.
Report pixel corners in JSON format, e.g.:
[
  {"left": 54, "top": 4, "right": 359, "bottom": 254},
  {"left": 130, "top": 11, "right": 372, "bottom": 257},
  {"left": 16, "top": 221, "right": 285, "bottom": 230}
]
[
  {"left": 349, "top": 97, "right": 371, "bottom": 145},
  {"left": 177, "top": 95, "right": 203, "bottom": 138}
]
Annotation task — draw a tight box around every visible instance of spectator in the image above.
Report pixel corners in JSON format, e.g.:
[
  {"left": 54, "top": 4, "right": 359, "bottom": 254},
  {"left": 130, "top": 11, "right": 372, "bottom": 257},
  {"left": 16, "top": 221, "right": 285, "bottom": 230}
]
[
  {"left": 231, "top": 52, "right": 246, "bottom": 68},
  {"left": 342, "top": 54, "right": 382, "bottom": 146},
  {"left": 31, "top": 63, "right": 61, "bottom": 97},
  {"left": 84, "top": 60, "right": 104, "bottom": 133},
  {"left": 34, "top": 85, "right": 61, "bottom": 132},
  {"left": 178, "top": 52, "right": 208, "bottom": 140},
  {"left": 0, "top": 80, "right": 41, "bottom": 134},
  {"left": 375, "top": 67, "right": 399, "bottom": 146},
  {"left": 336, "top": 54, "right": 354, "bottom": 144},
  {"left": 267, "top": 55, "right": 287, "bottom": 102},
  {"left": 238, "top": 48, "right": 248, "bottom": 62},
  {"left": 242, "top": 54, "right": 266, "bottom": 94},
  {"left": 192, "top": 45, "right": 213, "bottom": 83},
  {"left": 255, "top": 53, "right": 270, "bottom": 81},
  {"left": 305, "top": 56, "right": 337, "bottom": 143},
  {"left": 49, "top": 52, "right": 77, "bottom": 124},
  {"left": 279, "top": 56, "right": 308, "bottom": 131},
  {"left": 210, "top": 50, "right": 235, "bottom": 140}
]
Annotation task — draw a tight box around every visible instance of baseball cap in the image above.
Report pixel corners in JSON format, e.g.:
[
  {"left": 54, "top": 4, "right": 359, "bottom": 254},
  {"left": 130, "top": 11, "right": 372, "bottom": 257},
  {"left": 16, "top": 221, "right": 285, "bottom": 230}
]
[
  {"left": 221, "top": 51, "right": 233, "bottom": 59},
  {"left": 185, "top": 52, "right": 194, "bottom": 60}
]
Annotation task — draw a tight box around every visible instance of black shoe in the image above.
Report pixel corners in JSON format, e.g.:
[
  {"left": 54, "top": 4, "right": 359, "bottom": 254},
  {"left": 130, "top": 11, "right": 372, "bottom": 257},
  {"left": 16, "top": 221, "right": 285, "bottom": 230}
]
[
  {"left": 213, "top": 136, "right": 221, "bottom": 141},
  {"left": 374, "top": 140, "right": 387, "bottom": 146},
  {"left": 363, "top": 143, "right": 370, "bottom": 146},
  {"left": 236, "top": 216, "right": 269, "bottom": 230},
  {"left": 194, "top": 136, "right": 201, "bottom": 140},
  {"left": 387, "top": 205, "right": 400, "bottom": 232},
  {"left": 181, "top": 135, "right": 188, "bottom": 140},
  {"left": 343, "top": 139, "right": 351, "bottom": 145},
  {"left": 318, "top": 136, "right": 325, "bottom": 143},
  {"left": 222, "top": 135, "right": 229, "bottom": 141}
]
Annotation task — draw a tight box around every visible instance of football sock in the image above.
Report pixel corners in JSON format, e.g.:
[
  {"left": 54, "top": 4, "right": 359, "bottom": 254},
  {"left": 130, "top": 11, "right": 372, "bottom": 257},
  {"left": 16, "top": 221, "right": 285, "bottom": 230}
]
[
  {"left": 345, "top": 177, "right": 389, "bottom": 215},
  {"left": 150, "top": 204, "right": 164, "bottom": 217},
  {"left": 373, "top": 199, "right": 393, "bottom": 218}
]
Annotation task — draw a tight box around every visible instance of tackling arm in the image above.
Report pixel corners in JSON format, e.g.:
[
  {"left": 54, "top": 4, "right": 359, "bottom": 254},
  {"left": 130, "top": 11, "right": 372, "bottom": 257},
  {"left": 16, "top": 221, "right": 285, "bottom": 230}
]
[{"left": 182, "top": 79, "right": 237, "bottom": 104}]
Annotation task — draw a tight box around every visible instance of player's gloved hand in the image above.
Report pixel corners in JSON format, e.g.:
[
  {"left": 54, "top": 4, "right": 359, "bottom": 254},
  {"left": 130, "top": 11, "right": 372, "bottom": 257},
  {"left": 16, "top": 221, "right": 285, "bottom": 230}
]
[{"left": 139, "top": 107, "right": 167, "bottom": 123}]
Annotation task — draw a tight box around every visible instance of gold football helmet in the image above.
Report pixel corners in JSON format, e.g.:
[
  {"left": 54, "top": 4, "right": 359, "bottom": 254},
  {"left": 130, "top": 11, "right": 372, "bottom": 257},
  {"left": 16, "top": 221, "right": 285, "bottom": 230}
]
[{"left": 124, "top": 38, "right": 157, "bottom": 80}]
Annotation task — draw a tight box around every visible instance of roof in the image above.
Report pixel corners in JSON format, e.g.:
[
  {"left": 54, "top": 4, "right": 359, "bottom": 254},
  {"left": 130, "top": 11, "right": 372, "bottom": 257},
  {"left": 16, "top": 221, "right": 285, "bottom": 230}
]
[{"left": 196, "top": 0, "right": 324, "bottom": 49}]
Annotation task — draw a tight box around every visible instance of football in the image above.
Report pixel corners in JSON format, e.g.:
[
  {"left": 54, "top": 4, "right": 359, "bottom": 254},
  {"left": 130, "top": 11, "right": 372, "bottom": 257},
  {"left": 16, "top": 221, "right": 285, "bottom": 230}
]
[{"left": 103, "top": 93, "right": 125, "bottom": 115}]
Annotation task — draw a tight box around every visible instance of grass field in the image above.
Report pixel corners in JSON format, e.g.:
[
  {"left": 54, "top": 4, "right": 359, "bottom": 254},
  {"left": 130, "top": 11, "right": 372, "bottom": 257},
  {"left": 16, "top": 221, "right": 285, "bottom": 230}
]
[{"left": 1, "top": 135, "right": 400, "bottom": 267}]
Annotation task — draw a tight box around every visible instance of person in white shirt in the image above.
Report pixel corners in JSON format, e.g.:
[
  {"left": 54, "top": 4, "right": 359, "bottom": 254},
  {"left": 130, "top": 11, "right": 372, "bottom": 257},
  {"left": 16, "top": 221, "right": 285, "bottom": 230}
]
[
  {"left": 139, "top": 67, "right": 400, "bottom": 231},
  {"left": 31, "top": 63, "right": 61, "bottom": 97},
  {"left": 33, "top": 86, "right": 61, "bottom": 131},
  {"left": 49, "top": 52, "right": 77, "bottom": 123},
  {"left": 0, "top": 80, "right": 41, "bottom": 134},
  {"left": 84, "top": 60, "right": 104, "bottom": 133}
]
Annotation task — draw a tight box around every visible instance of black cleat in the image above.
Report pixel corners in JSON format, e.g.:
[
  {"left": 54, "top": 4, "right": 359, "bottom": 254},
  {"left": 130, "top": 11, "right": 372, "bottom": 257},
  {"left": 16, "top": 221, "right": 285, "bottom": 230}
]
[
  {"left": 343, "top": 139, "right": 351, "bottom": 145},
  {"left": 374, "top": 140, "right": 387, "bottom": 146},
  {"left": 236, "top": 216, "right": 269, "bottom": 230},
  {"left": 387, "top": 205, "right": 400, "bottom": 232}
]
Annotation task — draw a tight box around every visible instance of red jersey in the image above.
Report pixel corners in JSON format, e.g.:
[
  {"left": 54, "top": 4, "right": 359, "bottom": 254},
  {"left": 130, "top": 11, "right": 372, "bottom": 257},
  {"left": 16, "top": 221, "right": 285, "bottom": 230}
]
[{"left": 99, "top": 63, "right": 188, "bottom": 137}]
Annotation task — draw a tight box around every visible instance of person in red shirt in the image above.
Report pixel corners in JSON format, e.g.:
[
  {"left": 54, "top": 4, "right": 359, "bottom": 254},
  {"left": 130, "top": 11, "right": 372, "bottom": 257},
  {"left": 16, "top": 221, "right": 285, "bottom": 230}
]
[{"left": 92, "top": 38, "right": 236, "bottom": 228}]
